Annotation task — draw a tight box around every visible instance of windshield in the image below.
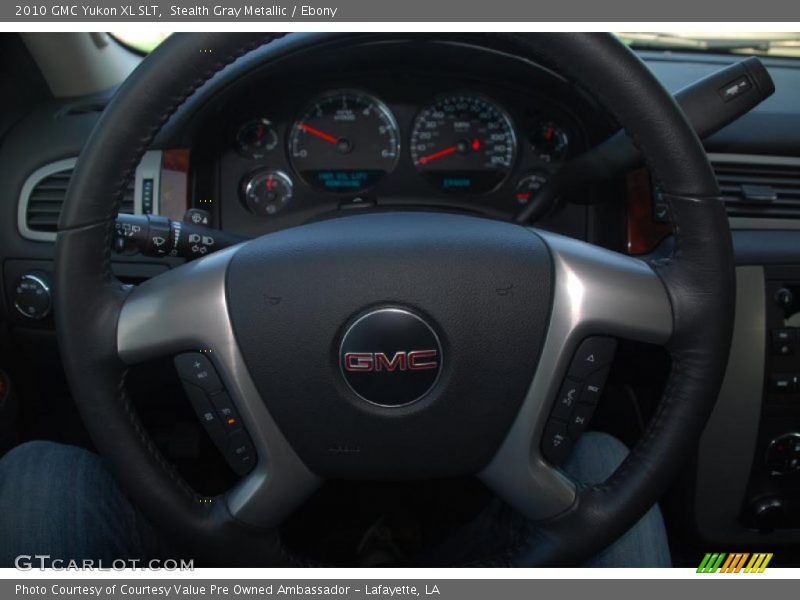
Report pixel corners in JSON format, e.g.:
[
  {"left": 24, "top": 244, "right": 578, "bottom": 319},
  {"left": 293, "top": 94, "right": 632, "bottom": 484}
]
[
  {"left": 618, "top": 32, "right": 800, "bottom": 58},
  {"left": 111, "top": 31, "right": 800, "bottom": 59},
  {"left": 110, "top": 31, "right": 171, "bottom": 54}
]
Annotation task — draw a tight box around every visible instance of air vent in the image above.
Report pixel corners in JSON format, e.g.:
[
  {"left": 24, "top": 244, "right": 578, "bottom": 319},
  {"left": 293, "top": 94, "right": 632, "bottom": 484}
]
[
  {"left": 711, "top": 156, "right": 800, "bottom": 220},
  {"left": 19, "top": 151, "right": 163, "bottom": 242},
  {"left": 26, "top": 169, "right": 134, "bottom": 233},
  {"left": 20, "top": 159, "right": 135, "bottom": 240}
]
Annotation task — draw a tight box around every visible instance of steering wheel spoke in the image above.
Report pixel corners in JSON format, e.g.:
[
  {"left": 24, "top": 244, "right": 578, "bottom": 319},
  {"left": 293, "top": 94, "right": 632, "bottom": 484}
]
[
  {"left": 117, "top": 248, "right": 321, "bottom": 528},
  {"left": 480, "top": 231, "right": 673, "bottom": 520}
]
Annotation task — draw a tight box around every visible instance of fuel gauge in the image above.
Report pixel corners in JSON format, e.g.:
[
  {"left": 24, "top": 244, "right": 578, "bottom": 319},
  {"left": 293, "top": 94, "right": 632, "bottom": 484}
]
[
  {"left": 242, "top": 169, "right": 294, "bottom": 216},
  {"left": 235, "top": 118, "right": 279, "bottom": 159},
  {"left": 530, "top": 121, "right": 569, "bottom": 163}
]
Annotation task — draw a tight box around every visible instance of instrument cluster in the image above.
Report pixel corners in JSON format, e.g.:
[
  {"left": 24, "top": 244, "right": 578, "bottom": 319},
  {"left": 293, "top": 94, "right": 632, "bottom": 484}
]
[
  {"left": 229, "top": 87, "right": 577, "bottom": 218},
  {"left": 207, "top": 58, "right": 592, "bottom": 238}
]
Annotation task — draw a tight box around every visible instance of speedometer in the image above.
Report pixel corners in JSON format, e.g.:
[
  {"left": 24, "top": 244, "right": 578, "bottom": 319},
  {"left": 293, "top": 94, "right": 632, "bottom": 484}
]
[
  {"left": 410, "top": 94, "right": 517, "bottom": 194},
  {"left": 288, "top": 90, "right": 400, "bottom": 193}
]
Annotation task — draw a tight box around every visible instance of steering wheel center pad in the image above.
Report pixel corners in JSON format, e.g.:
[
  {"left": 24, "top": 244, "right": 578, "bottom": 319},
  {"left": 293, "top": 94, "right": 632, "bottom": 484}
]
[{"left": 227, "top": 211, "right": 552, "bottom": 478}]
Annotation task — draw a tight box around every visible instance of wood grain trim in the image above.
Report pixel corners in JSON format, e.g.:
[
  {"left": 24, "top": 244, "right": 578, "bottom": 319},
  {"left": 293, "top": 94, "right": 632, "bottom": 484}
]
[
  {"left": 626, "top": 168, "right": 672, "bottom": 255},
  {"left": 159, "top": 149, "right": 190, "bottom": 221}
]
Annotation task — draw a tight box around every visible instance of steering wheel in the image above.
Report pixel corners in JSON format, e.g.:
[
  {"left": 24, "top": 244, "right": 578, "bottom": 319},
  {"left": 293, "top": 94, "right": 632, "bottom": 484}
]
[{"left": 55, "top": 33, "right": 734, "bottom": 566}]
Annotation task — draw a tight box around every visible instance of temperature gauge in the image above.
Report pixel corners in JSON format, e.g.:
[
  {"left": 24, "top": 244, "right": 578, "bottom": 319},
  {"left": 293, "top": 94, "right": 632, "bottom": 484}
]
[
  {"left": 242, "top": 169, "right": 294, "bottom": 216},
  {"left": 235, "top": 118, "right": 279, "bottom": 159},
  {"left": 530, "top": 121, "right": 569, "bottom": 163}
]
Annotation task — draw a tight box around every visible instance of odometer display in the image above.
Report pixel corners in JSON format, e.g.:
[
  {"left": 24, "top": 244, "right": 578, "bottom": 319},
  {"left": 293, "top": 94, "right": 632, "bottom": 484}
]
[
  {"left": 289, "top": 90, "right": 400, "bottom": 193},
  {"left": 410, "top": 94, "right": 516, "bottom": 194}
]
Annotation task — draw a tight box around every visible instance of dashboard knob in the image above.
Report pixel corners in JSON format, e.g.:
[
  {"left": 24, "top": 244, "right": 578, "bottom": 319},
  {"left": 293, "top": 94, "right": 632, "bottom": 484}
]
[
  {"left": 775, "top": 287, "right": 793, "bottom": 308},
  {"left": 13, "top": 272, "right": 52, "bottom": 320},
  {"left": 748, "top": 496, "right": 787, "bottom": 532},
  {"left": 765, "top": 432, "right": 800, "bottom": 475}
]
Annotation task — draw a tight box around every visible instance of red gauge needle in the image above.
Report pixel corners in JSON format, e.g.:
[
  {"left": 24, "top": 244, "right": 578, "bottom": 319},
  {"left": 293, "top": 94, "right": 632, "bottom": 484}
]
[
  {"left": 298, "top": 122, "right": 338, "bottom": 145},
  {"left": 415, "top": 145, "right": 458, "bottom": 166},
  {"left": 416, "top": 138, "right": 482, "bottom": 166},
  {"left": 266, "top": 175, "right": 274, "bottom": 192}
]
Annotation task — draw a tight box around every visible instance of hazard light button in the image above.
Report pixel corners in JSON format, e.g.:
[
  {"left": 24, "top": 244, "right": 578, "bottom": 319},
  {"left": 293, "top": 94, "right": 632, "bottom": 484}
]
[{"left": 568, "top": 337, "right": 617, "bottom": 380}]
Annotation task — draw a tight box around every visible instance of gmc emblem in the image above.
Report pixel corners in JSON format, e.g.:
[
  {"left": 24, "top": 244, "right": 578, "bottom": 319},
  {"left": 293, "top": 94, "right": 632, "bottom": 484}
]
[
  {"left": 344, "top": 350, "right": 438, "bottom": 372},
  {"left": 339, "top": 308, "right": 442, "bottom": 406}
]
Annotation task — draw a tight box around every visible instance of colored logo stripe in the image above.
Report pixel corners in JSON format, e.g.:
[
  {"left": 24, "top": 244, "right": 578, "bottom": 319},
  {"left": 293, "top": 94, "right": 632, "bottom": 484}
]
[
  {"left": 745, "top": 553, "right": 773, "bottom": 573},
  {"left": 697, "top": 553, "right": 726, "bottom": 573},
  {"left": 697, "top": 553, "right": 773, "bottom": 573},
  {"left": 720, "top": 553, "right": 749, "bottom": 573}
]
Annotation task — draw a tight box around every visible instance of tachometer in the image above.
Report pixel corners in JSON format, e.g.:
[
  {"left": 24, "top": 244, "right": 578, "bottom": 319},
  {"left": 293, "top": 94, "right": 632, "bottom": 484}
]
[
  {"left": 288, "top": 90, "right": 400, "bottom": 193},
  {"left": 410, "top": 94, "right": 516, "bottom": 194}
]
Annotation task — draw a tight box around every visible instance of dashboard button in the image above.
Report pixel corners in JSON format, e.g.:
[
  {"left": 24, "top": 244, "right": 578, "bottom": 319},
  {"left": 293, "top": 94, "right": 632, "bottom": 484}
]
[
  {"left": 770, "top": 374, "right": 797, "bottom": 393},
  {"left": 568, "top": 403, "right": 597, "bottom": 438},
  {"left": 181, "top": 382, "right": 226, "bottom": 443},
  {"left": 568, "top": 337, "right": 617, "bottom": 380},
  {"left": 209, "top": 391, "right": 243, "bottom": 432},
  {"left": 551, "top": 378, "right": 582, "bottom": 421},
  {"left": 580, "top": 367, "right": 610, "bottom": 405},
  {"left": 226, "top": 430, "right": 256, "bottom": 475},
  {"left": 184, "top": 208, "right": 211, "bottom": 226},
  {"left": 772, "top": 328, "right": 796, "bottom": 344},
  {"left": 541, "top": 420, "right": 572, "bottom": 466},
  {"left": 772, "top": 328, "right": 796, "bottom": 356},
  {"left": 718, "top": 75, "right": 752, "bottom": 102},
  {"left": 775, "top": 288, "right": 794, "bottom": 308},
  {"left": 174, "top": 353, "right": 223, "bottom": 394}
]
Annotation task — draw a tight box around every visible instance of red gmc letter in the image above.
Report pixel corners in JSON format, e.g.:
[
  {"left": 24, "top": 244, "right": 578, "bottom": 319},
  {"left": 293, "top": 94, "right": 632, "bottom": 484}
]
[
  {"left": 374, "top": 352, "right": 407, "bottom": 371},
  {"left": 344, "top": 353, "right": 373, "bottom": 371},
  {"left": 407, "top": 350, "right": 438, "bottom": 370}
]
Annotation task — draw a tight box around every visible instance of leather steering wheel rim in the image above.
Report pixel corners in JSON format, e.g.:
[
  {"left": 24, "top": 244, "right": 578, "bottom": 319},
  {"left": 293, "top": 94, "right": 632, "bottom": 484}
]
[{"left": 55, "top": 33, "right": 734, "bottom": 566}]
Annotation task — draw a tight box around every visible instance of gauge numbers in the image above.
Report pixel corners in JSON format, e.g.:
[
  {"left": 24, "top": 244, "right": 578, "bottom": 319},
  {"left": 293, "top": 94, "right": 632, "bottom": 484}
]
[{"left": 410, "top": 94, "right": 517, "bottom": 194}]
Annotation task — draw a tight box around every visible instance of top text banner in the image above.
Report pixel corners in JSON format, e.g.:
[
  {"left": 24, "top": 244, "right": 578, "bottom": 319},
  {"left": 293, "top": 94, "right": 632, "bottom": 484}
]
[{"left": 3, "top": 0, "right": 800, "bottom": 22}]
